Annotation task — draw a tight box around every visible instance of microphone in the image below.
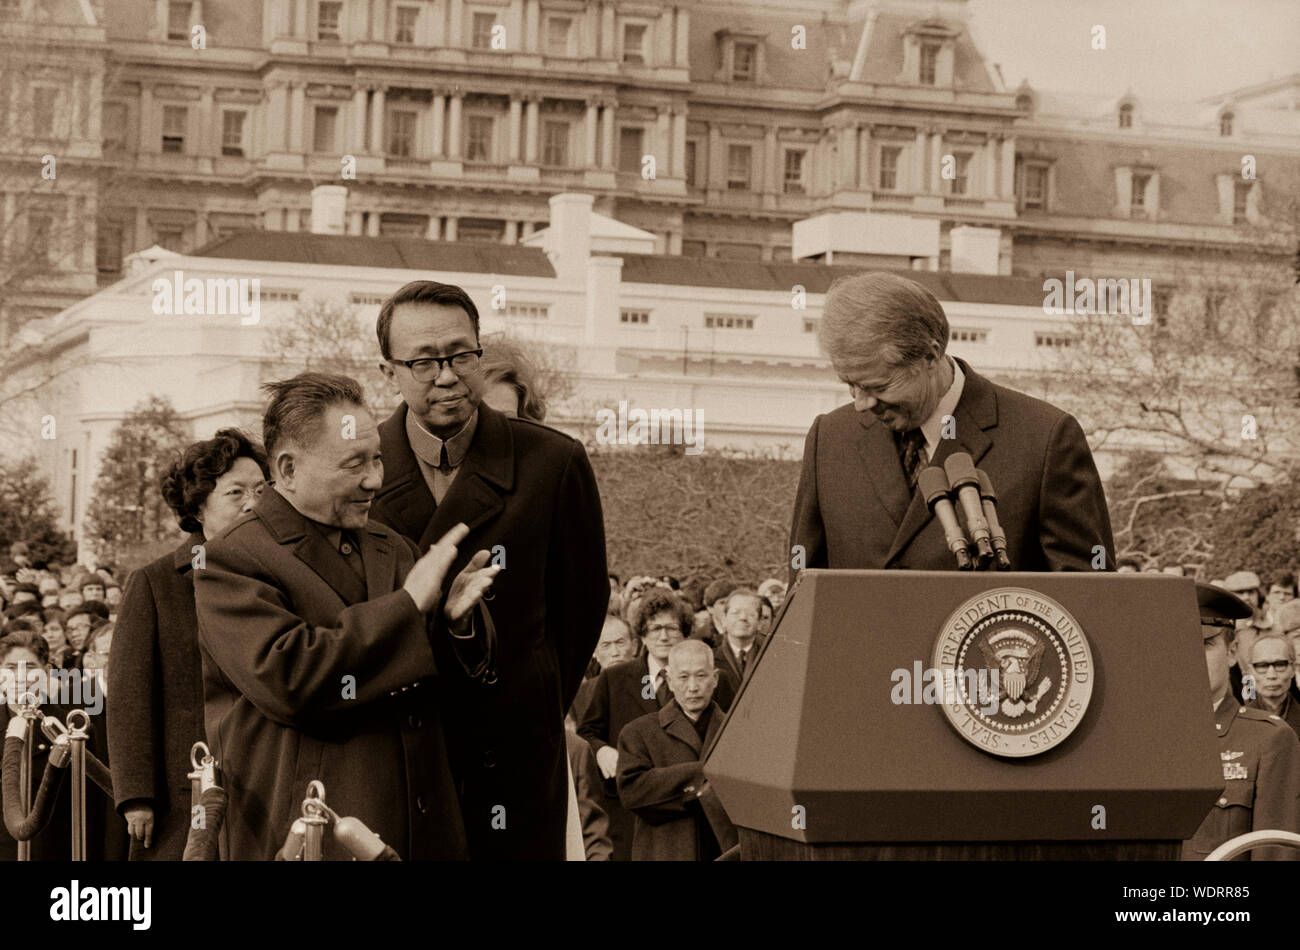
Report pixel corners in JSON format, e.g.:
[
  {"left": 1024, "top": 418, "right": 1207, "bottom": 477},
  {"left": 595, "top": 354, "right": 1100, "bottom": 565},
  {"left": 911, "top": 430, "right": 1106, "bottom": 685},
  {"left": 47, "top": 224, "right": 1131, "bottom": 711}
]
[
  {"left": 976, "top": 469, "right": 1013, "bottom": 570},
  {"left": 917, "top": 467, "right": 972, "bottom": 570},
  {"left": 944, "top": 453, "right": 994, "bottom": 567}
]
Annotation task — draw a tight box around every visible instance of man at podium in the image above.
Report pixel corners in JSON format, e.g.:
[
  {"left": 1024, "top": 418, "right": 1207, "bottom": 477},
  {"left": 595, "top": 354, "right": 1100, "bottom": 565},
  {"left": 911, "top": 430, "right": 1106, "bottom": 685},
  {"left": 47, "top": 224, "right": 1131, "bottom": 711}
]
[{"left": 790, "top": 273, "right": 1114, "bottom": 573}]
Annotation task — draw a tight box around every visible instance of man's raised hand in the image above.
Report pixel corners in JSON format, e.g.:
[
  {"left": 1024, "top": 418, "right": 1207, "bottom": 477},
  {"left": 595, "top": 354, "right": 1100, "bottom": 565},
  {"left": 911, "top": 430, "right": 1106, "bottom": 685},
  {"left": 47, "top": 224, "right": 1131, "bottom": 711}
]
[
  {"left": 445, "top": 549, "right": 502, "bottom": 632},
  {"left": 402, "top": 523, "right": 472, "bottom": 613}
]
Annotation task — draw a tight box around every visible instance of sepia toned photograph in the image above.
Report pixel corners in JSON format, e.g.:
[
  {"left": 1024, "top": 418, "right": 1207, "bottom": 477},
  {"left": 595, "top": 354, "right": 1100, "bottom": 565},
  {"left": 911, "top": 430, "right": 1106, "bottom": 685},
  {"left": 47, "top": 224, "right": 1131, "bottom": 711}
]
[{"left": 0, "top": 0, "right": 1297, "bottom": 932}]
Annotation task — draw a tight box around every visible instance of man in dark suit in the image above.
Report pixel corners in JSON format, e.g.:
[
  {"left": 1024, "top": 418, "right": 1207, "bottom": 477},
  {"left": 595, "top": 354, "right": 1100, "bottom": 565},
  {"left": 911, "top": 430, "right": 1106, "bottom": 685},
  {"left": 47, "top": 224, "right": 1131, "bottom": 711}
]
[
  {"left": 368, "top": 280, "right": 607, "bottom": 861},
  {"left": 193, "top": 373, "right": 500, "bottom": 860},
  {"left": 791, "top": 272, "right": 1114, "bottom": 575},
  {"left": 616, "top": 639, "right": 733, "bottom": 861},
  {"left": 713, "top": 588, "right": 765, "bottom": 687}
]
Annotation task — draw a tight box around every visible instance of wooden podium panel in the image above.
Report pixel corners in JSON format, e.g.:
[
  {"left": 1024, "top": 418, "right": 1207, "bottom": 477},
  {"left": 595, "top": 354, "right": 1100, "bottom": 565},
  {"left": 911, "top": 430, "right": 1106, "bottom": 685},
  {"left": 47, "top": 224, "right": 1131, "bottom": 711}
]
[{"left": 703, "top": 571, "right": 1220, "bottom": 854}]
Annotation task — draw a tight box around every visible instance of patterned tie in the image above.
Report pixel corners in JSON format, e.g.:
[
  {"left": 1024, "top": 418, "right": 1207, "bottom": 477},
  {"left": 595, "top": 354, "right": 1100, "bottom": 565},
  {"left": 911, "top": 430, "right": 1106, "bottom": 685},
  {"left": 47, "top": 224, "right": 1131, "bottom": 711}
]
[{"left": 896, "top": 428, "right": 926, "bottom": 492}]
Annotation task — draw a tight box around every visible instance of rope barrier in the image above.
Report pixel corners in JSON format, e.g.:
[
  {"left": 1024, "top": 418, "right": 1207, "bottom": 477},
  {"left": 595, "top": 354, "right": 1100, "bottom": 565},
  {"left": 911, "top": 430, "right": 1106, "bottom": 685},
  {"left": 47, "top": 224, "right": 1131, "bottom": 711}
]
[
  {"left": 2, "top": 695, "right": 68, "bottom": 847},
  {"left": 275, "top": 780, "right": 401, "bottom": 861}
]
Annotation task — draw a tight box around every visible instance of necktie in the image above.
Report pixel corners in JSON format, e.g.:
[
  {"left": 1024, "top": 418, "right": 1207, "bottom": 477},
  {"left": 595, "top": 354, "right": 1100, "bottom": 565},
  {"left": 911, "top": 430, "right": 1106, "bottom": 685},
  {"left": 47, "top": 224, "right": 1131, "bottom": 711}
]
[
  {"left": 738, "top": 649, "right": 748, "bottom": 678},
  {"left": 655, "top": 668, "right": 668, "bottom": 706},
  {"left": 436, "top": 444, "right": 453, "bottom": 476},
  {"left": 896, "top": 428, "right": 926, "bottom": 492}
]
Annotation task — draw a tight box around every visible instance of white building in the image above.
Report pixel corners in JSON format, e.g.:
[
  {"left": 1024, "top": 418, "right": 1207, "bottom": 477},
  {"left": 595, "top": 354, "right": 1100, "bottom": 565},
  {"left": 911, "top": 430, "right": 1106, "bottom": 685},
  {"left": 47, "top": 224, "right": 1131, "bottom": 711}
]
[{"left": 8, "top": 189, "right": 1119, "bottom": 543}]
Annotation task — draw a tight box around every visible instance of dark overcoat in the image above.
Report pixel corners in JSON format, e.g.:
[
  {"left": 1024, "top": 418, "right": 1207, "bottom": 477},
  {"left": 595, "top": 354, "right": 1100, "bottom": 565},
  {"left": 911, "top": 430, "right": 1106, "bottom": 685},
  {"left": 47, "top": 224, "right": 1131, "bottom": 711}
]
[
  {"left": 616, "top": 700, "right": 725, "bottom": 862},
  {"left": 107, "top": 533, "right": 207, "bottom": 860},
  {"left": 371, "top": 403, "right": 607, "bottom": 861},
  {"left": 192, "top": 489, "right": 491, "bottom": 860},
  {"left": 790, "top": 358, "right": 1115, "bottom": 574}
]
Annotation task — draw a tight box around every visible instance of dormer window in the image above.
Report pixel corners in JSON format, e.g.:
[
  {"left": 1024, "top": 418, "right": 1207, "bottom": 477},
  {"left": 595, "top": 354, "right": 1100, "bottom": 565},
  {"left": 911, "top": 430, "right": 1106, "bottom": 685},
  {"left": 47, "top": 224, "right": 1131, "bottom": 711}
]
[
  {"left": 715, "top": 30, "right": 768, "bottom": 84},
  {"left": 1220, "top": 111, "right": 1234, "bottom": 136},
  {"left": 920, "top": 43, "right": 939, "bottom": 85},
  {"left": 1118, "top": 103, "right": 1133, "bottom": 129},
  {"left": 901, "top": 20, "right": 958, "bottom": 87}
]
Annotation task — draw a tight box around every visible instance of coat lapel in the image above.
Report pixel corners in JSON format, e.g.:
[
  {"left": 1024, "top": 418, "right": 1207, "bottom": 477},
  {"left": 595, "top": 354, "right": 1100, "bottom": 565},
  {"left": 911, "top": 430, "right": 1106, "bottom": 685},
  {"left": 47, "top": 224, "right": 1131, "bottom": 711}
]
[
  {"left": 359, "top": 524, "right": 400, "bottom": 602},
  {"left": 255, "top": 490, "right": 366, "bottom": 606},
  {"left": 417, "top": 406, "right": 513, "bottom": 550},
  {"left": 659, "top": 700, "right": 703, "bottom": 755},
  {"left": 375, "top": 405, "right": 436, "bottom": 546},
  {"left": 885, "top": 359, "right": 998, "bottom": 565},
  {"left": 857, "top": 411, "right": 911, "bottom": 529}
]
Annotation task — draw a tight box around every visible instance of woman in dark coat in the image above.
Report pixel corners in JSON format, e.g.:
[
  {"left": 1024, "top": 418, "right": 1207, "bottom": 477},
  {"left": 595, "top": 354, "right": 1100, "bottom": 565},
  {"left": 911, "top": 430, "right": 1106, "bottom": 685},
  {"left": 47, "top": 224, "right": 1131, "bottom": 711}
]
[{"left": 107, "top": 428, "right": 268, "bottom": 859}]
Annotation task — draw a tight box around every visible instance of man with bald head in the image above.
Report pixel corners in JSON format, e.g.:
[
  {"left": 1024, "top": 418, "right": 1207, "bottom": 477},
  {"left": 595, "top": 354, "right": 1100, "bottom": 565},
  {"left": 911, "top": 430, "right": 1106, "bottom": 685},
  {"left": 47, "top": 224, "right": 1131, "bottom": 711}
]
[
  {"left": 790, "top": 272, "right": 1113, "bottom": 575},
  {"left": 616, "top": 639, "right": 734, "bottom": 861}
]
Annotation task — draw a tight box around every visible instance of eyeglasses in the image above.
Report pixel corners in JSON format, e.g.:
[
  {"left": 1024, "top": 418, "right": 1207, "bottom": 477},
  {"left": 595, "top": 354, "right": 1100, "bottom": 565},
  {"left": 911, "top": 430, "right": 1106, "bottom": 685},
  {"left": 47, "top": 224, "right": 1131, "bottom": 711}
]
[
  {"left": 1252, "top": 660, "right": 1293, "bottom": 673},
  {"left": 389, "top": 349, "right": 483, "bottom": 383},
  {"left": 645, "top": 623, "right": 681, "bottom": 635}
]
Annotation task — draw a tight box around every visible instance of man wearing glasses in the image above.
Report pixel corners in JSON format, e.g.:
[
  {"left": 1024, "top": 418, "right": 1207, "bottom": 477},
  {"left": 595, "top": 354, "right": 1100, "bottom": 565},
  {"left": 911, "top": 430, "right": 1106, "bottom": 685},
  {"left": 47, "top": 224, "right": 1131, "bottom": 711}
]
[
  {"left": 1245, "top": 632, "right": 1300, "bottom": 740},
  {"left": 372, "top": 279, "right": 608, "bottom": 862},
  {"left": 790, "top": 272, "right": 1113, "bottom": 575},
  {"left": 1182, "top": 582, "right": 1300, "bottom": 861}
]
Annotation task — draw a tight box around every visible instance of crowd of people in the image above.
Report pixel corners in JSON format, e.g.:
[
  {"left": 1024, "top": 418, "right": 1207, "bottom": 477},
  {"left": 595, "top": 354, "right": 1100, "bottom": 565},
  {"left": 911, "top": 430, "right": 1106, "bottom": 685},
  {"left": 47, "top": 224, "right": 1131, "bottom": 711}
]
[{"left": 1, "top": 270, "right": 1297, "bottom": 863}]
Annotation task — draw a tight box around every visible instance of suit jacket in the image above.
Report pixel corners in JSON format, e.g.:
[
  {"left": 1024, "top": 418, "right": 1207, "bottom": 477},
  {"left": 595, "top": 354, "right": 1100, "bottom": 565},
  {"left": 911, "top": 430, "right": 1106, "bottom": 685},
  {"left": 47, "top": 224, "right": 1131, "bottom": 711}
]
[
  {"left": 790, "top": 358, "right": 1114, "bottom": 574},
  {"left": 1182, "top": 696, "right": 1300, "bottom": 861},
  {"left": 616, "top": 700, "right": 727, "bottom": 861},
  {"left": 107, "top": 533, "right": 208, "bottom": 861},
  {"left": 371, "top": 402, "right": 608, "bottom": 861},
  {"left": 192, "top": 488, "right": 492, "bottom": 860},
  {"left": 714, "top": 636, "right": 764, "bottom": 688}
]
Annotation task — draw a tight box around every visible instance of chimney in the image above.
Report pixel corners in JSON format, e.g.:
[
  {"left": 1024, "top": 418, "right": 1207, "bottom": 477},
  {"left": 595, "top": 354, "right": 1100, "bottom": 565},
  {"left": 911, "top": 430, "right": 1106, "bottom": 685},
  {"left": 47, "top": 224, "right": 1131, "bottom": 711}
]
[
  {"left": 949, "top": 226, "right": 1001, "bottom": 275},
  {"left": 544, "top": 193, "right": 593, "bottom": 283},
  {"left": 310, "top": 185, "right": 348, "bottom": 235}
]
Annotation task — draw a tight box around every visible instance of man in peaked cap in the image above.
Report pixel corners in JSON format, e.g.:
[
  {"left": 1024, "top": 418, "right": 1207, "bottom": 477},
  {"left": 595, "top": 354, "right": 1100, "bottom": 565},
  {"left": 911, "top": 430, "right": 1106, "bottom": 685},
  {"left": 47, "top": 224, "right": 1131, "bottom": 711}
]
[{"left": 1182, "top": 582, "right": 1300, "bottom": 861}]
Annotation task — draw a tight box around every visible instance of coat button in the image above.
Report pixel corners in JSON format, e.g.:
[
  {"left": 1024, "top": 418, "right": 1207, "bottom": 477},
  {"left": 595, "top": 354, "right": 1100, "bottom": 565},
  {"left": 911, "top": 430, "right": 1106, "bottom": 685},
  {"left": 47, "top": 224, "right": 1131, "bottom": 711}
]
[
  {"left": 482, "top": 750, "right": 495, "bottom": 769},
  {"left": 416, "top": 796, "right": 427, "bottom": 813},
  {"left": 341, "top": 543, "right": 353, "bottom": 555},
  {"left": 408, "top": 714, "right": 421, "bottom": 729},
  {"left": 1217, "top": 797, "right": 1228, "bottom": 806}
]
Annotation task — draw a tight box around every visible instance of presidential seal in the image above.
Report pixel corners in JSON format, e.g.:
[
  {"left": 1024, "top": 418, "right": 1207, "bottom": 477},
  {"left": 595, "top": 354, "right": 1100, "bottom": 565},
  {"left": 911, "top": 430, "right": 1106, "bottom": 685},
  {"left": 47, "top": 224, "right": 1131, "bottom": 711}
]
[{"left": 931, "top": 588, "right": 1093, "bottom": 758}]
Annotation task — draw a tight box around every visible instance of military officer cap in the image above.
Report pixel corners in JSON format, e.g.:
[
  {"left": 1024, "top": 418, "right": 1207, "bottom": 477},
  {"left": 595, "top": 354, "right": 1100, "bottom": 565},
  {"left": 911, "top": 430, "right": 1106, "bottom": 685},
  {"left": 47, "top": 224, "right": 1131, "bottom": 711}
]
[
  {"left": 1224, "top": 571, "right": 1262, "bottom": 593},
  {"left": 1275, "top": 598, "right": 1300, "bottom": 635},
  {"left": 1197, "top": 582, "right": 1253, "bottom": 640}
]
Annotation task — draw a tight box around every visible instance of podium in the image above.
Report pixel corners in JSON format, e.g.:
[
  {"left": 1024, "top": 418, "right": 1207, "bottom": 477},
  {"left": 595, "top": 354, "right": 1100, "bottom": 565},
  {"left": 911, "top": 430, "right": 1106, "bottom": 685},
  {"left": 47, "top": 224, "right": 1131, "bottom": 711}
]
[{"left": 702, "top": 570, "right": 1222, "bottom": 860}]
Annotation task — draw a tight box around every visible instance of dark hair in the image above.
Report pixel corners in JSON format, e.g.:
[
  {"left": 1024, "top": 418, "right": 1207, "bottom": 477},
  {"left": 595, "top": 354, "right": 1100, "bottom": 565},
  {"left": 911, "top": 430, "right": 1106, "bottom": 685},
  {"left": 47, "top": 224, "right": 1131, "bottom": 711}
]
[
  {"left": 703, "top": 578, "right": 739, "bottom": 608},
  {"left": 479, "top": 336, "right": 547, "bottom": 422},
  {"left": 42, "top": 608, "right": 65, "bottom": 627},
  {"left": 261, "top": 373, "right": 366, "bottom": 464},
  {"left": 13, "top": 583, "right": 39, "bottom": 598},
  {"left": 3, "top": 616, "right": 42, "bottom": 636},
  {"left": 1272, "top": 571, "right": 1297, "bottom": 593},
  {"left": 80, "top": 573, "right": 108, "bottom": 592},
  {"left": 376, "top": 280, "right": 481, "bottom": 360},
  {"left": 6, "top": 601, "right": 42, "bottom": 621},
  {"left": 0, "top": 627, "right": 49, "bottom": 666},
  {"left": 629, "top": 588, "right": 694, "bottom": 641},
  {"left": 66, "top": 601, "right": 109, "bottom": 624},
  {"left": 161, "top": 428, "right": 270, "bottom": 534}
]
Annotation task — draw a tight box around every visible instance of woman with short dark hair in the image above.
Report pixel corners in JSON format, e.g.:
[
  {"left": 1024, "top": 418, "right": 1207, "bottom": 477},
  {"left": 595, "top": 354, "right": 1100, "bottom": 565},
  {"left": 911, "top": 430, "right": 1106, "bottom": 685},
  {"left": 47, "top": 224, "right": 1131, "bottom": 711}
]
[{"left": 108, "top": 428, "right": 269, "bottom": 860}]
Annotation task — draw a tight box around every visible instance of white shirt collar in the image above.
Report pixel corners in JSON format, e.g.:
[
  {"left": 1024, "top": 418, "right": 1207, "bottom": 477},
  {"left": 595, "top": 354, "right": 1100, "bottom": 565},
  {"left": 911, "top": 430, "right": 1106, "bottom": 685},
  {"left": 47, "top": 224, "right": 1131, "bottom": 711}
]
[
  {"left": 918, "top": 358, "right": 965, "bottom": 460},
  {"left": 646, "top": 653, "right": 666, "bottom": 683}
]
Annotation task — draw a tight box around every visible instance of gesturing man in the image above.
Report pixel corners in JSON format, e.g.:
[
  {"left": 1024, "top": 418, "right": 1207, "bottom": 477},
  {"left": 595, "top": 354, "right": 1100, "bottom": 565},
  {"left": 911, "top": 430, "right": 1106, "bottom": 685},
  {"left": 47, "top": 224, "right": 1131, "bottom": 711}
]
[
  {"left": 370, "top": 280, "right": 608, "bottom": 861},
  {"left": 194, "top": 373, "right": 500, "bottom": 860},
  {"left": 791, "top": 272, "right": 1114, "bottom": 575}
]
